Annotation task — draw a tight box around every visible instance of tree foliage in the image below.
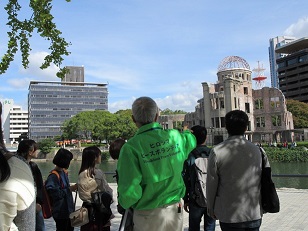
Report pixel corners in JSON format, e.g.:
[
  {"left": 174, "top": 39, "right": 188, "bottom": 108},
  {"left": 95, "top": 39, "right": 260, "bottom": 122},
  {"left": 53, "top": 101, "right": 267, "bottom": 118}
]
[
  {"left": 61, "top": 110, "right": 137, "bottom": 144},
  {"left": 286, "top": 99, "right": 308, "bottom": 128},
  {"left": 1, "top": 0, "right": 71, "bottom": 78},
  {"left": 38, "top": 138, "right": 55, "bottom": 154},
  {"left": 160, "top": 108, "right": 187, "bottom": 115}
]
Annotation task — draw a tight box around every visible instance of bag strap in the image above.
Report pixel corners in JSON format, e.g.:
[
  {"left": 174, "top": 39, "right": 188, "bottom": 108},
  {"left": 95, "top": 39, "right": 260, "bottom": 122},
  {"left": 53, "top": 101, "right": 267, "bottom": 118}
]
[
  {"left": 259, "top": 147, "right": 265, "bottom": 169},
  {"left": 73, "top": 190, "right": 78, "bottom": 209}
]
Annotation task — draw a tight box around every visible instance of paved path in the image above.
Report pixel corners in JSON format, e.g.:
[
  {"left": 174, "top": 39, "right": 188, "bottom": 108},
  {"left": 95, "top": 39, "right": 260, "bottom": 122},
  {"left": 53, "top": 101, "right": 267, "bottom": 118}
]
[{"left": 45, "top": 185, "right": 308, "bottom": 231}]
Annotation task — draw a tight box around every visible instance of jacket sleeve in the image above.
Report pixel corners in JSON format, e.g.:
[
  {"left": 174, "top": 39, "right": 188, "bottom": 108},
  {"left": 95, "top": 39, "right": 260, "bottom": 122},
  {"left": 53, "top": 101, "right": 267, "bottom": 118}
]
[
  {"left": 95, "top": 169, "right": 113, "bottom": 196},
  {"left": 182, "top": 130, "right": 197, "bottom": 156},
  {"left": 45, "top": 173, "right": 71, "bottom": 202},
  {"left": 30, "top": 162, "right": 44, "bottom": 205},
  {"left": 117, "top": 144, "right": 143, "bottom": 209},
  {"left": 206, "top": 149, "right": 219, "bottom": 217}
]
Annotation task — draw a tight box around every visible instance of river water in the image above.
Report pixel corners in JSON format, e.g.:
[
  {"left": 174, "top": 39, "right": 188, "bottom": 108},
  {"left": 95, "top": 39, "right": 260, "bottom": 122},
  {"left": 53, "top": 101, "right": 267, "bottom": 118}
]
[{"left": 36, "top": 161, "right": 308, "bottom": 189}]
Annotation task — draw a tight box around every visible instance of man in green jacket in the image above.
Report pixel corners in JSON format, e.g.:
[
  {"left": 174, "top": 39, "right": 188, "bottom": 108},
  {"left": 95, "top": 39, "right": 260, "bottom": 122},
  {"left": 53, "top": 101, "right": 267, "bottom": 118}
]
[{"left": 117, "top": 96, "right": 196, "bottom": 231}]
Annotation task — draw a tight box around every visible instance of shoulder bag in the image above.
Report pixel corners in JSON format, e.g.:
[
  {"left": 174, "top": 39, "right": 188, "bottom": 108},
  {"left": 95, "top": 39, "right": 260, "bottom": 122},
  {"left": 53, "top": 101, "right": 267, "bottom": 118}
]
[
  {"left": 69, "top": 190, "right": 89, "bottom": 227},
  {"left": 260, "top": 148, "right": 280, "bottom": 213}
]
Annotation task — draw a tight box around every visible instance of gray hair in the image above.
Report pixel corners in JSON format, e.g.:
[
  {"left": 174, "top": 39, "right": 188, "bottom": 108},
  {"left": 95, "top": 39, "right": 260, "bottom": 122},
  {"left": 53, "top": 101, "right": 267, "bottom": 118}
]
[{"left": 132, "top": 97, "right": 158, "bottom": 125}]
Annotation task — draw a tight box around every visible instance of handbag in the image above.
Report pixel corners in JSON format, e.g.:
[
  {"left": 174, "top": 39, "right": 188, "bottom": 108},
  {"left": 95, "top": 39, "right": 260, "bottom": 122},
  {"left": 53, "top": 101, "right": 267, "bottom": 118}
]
[
  {"left": 91, "top": 191, "right": 113, "bottom": 225},
  {"left": 260, "top": 148, "right": 280, "bottom": 213},
  {"left": 69, "top": 190, "right": 90, "bottom": 227},
  {"left": 69, "top": 207, "right": 89, "bottom": 227}
]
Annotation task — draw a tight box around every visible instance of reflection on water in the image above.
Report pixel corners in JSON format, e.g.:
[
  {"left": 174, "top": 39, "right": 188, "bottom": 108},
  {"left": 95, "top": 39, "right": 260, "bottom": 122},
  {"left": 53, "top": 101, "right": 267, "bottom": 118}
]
[
  {"left": 271, "top": 162, "right": 308, "bottom": 189},
  {"left": 36, "top": 160, "right": 118, "bottom": 184},
  {"left": 36, "top": 160, "right": 308, "bottom": 189}
]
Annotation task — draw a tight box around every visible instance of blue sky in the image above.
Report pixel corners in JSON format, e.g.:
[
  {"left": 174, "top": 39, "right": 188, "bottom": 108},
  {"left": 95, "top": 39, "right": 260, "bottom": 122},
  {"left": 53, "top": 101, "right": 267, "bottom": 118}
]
[{"left": 1, "top": 0, "right": 308, "bottom": 113}]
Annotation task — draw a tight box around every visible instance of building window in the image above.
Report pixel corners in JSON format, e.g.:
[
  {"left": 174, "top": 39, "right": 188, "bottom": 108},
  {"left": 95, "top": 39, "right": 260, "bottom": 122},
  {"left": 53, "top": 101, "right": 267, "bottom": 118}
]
[
  {"left": 234, "top": 97, "right": 237, "bottom": 108},
  {"left": 287, "top": 58, "right": 297, "bottom": 66},
  {"left": 256, "top": 117, "right": 265, "bottom": 127},
  {"left": 245, "top": 103, "right": 250, "bottom": 113},
  {"left": 277, "top": 62, "right": 285, "bottom": 68},
  {"left": 254, "top": 99, "right": 263, "bottom": 109},
  {"left": 244, "top": 87, "right": 248, "bottom": 95},
  {"left": 270, "top": 97, "right": 280, "bottom": 108},
  {"left": 271, "top": 115, "right": 281, "bottom": 126},
  {"left": 221, "top": 117, "right": 225, "bottom": 127},
  {"left": 220, "top": 98, "right": 224, "bottom": 108}
]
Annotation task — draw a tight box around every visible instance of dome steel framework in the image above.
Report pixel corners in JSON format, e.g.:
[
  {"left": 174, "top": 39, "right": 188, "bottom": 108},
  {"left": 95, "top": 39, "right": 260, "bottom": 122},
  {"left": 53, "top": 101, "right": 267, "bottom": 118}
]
[{"left": 218, "top": 56, "right": 250, "bottom": 71}]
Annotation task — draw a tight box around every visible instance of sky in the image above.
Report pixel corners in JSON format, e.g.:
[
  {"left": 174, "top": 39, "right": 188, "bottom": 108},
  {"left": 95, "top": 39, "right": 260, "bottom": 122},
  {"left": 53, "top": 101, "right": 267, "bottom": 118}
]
[{"left": 1, "top": 0, "right": 308, "bottom": 113}]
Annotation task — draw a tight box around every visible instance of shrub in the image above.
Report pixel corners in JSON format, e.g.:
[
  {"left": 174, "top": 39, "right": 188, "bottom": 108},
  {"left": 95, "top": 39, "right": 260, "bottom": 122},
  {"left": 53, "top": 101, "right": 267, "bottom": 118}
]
[{"left": 262, "top": 147, "right": 308, "bottom": 162}]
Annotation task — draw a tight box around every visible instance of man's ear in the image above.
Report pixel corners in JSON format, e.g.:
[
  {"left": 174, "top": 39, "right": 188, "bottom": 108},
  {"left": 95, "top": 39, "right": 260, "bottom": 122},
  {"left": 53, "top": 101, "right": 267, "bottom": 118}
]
[
  {"left": 154, "top": 113, "right": 158, "bottom": 122},
  {"left": 132, "top": 115, "right": 136, "bottom": 123}
]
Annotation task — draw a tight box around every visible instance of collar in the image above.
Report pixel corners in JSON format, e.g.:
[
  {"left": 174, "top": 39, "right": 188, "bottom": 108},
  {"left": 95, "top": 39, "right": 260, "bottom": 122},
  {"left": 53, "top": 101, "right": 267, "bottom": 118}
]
[{"left": 136, "top": 122, "right": 163, "bottom": 135}]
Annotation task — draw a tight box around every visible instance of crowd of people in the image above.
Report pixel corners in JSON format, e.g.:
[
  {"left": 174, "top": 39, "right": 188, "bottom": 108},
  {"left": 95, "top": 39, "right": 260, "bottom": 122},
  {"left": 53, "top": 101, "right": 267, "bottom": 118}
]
[{"left": 0, "top": 97, "right": 272, "bottom": 231}]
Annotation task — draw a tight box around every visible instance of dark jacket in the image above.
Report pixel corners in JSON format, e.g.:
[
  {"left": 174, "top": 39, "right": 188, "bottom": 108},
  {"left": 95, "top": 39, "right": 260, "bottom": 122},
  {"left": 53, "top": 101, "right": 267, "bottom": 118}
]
[
  {"left": 45, "top": 170, "right": 74, "bottom": 219},
  {"left": 29, "top": 161, "right": 44, "bottom": 205}
]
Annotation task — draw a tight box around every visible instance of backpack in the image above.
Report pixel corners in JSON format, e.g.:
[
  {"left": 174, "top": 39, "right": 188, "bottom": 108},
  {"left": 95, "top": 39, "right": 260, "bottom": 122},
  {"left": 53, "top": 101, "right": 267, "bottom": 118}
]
[
  {"left": 183, "top": 148, "right": 210, "bottom": 208},
  {"left": 42, "top": 169, "right": 67, "bottom": 219}
]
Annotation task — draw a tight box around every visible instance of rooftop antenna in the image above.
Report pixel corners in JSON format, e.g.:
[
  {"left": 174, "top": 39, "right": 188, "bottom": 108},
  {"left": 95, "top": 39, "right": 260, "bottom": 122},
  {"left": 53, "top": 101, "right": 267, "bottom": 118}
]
[{"left": 252, "top": 61, "right": 267, "bottom": 89}]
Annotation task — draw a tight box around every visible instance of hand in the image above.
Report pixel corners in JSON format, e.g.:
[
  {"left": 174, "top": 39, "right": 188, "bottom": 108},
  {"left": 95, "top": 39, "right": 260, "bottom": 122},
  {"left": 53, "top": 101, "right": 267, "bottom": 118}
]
[
  {"left": 183, "top": 125, "right": 189, "bottom": 131},
  {"left": 36, "top": 203, "right": 42, "bottom": 212},
  {"left": 70, "top": 183, "right": 78, "bottom": 192},
  {"left": 184, "top": 203, "right": 189, "bottom": 213}
]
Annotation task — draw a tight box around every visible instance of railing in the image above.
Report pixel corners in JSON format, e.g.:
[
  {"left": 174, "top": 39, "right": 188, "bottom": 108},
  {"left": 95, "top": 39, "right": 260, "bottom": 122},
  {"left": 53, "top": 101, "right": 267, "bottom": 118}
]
[
  {"left": 273, "top": 174, "right": 308, "bottom": 178},
  {"left": 106, "top": 172, "right": 308, "bottom": 178}
]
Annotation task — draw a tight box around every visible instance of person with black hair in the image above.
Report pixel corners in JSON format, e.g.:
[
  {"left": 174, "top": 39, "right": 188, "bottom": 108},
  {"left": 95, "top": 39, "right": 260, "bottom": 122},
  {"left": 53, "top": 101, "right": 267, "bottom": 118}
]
[
  {"left": 206, "top": 110, "right": 265, "bottom": 231},
  {"left": 16, "top": 139, "right": 45, "bottom": 231},
  {"left": 0, "top": 102, "right": 35, "bottom": 231},
  {"left": 182, "top": 125, "right": 216, "bottom": 231},
  {"left": 78, "top": 146, "right": 113, "bottom": 231},
  {"left": 45, "top": 148, "right": 78, "bottom": 231},
  {"left": 109, "top": 138, "right": 126, "bottom": 161}
]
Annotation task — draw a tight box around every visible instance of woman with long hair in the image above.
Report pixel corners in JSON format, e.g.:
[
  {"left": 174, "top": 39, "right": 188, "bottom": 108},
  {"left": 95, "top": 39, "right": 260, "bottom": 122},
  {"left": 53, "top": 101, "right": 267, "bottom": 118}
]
[
  {"left": 0, "top": 102, "right": 36, "bottom": 230},
  {"left": 78, "top": 146, "right": 113, "bottom": 231},
  {"left": 16, "top": 139, "right": 45, "bottom": 231}
]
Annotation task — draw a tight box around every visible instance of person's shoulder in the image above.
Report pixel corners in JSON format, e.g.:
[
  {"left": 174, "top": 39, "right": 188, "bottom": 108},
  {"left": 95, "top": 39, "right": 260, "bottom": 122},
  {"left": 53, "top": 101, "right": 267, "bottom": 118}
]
[
  {"left": 94, "top": 168, "right": 104, "bottom": 176},
  {"left": 9, "top": 155, "right": 31, "bottom": 172}
]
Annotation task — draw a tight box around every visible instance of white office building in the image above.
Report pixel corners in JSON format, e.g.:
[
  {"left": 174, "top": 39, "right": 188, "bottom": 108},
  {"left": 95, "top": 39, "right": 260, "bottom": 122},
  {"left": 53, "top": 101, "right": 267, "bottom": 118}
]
[
  {"left": 0, "top": 99, "right": 28, "bottom": 144},
  {"left": 269, "top": 36, "right": 296, "bottom": 88}
]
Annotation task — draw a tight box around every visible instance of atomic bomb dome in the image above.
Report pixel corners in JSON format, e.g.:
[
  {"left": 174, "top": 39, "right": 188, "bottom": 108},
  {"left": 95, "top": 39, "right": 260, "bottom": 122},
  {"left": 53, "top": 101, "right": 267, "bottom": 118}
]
[{"left": 217, "top": 56, "right": 250, "bottom": 72}]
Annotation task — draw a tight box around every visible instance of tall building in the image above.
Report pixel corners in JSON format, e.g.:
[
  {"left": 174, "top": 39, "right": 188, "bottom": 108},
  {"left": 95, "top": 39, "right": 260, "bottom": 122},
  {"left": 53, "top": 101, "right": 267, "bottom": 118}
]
[
  {"left": 269, "top": 36, "right": 296, "bottom": 88},
  {"left": 276, "top": 37, "right": 308, "bottom": 102},
  {"left": 28, "top": 66, "right": 108, "bottom": 141},
  {"left": 0, "top": 99, "right": 28, "bottom": 144},
  {"left": 185, "top": 56, "right": 294, "bottom": 145}
]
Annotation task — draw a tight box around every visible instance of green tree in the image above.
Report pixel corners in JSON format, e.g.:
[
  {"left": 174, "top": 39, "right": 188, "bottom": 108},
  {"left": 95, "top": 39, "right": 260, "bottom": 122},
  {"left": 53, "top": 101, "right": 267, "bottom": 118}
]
[
  {"left": 1, "top": 0, "right": 71, "bottom": 78},
  {"left": 62, "top": 111, "right": 96, "bottom": 140},
  {"left": 61, "top": 110, "right": 137, "bottom": 144},
  {"left": 115, "top": 109, "right": 137, "bottom": 140},
  {"left": 38, "top": 138, "right": 55, "bottom": 154},
  {"left": 92, "top": 110, "right": 119, "bottom": 143},
  {"left": 286, "top": 99, "right": 308, "bottom": 128},
  {"left": 160, "top": 108, "right": 187, "bottom": 115}
]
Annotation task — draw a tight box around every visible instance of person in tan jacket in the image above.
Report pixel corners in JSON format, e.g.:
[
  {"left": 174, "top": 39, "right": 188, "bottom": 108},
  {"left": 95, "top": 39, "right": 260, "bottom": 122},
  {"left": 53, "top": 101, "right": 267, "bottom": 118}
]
[{"left": 78, "top": 146, "right": 113, "bottom": 231}]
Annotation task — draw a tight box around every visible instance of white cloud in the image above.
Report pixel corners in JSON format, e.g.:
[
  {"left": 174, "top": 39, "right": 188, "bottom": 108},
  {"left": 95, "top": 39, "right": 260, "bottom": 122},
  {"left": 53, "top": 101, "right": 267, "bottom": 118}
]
[
  {"left": 19, "top": 51, "right": 60, "bottom": 79},
  {"left": 5, "top": 52, "right": 62, "bottom": 90},
  {"left": 284, "top": 17, "right": 308, "bottom": 38},
  {"left": 108, "top": 80, "right": 203, "bottom": 113}
]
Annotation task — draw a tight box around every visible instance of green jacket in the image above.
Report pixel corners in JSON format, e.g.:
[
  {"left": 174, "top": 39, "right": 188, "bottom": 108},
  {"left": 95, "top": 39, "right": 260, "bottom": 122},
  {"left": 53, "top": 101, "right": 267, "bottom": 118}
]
[{"left": 117, "top": 122, "right": 196, "bottom": 210}]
